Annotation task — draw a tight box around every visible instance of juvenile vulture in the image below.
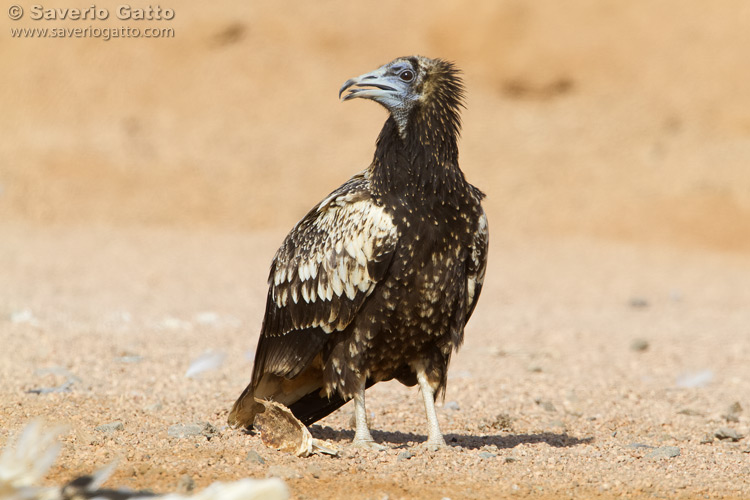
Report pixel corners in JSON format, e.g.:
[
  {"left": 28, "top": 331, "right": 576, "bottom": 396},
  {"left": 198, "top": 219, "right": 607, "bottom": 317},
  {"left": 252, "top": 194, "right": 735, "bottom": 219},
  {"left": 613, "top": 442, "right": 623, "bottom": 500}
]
[{"left": 228, "top": 56, "right": 488, "bottom": 449}]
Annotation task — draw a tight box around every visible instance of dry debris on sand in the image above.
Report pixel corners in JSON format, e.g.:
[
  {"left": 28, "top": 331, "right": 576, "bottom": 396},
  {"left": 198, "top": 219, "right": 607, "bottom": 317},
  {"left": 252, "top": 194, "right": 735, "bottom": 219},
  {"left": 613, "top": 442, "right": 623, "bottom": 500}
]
[{"left": 0, "top": 420, "right": 289, "bottom": 500}]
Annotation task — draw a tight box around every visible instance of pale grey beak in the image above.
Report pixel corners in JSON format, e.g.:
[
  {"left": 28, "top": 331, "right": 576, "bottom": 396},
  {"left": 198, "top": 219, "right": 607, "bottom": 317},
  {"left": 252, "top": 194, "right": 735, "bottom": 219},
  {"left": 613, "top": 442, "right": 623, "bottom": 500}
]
[{"left": 339, "top": 68, "right": 397, "bottom": 102}]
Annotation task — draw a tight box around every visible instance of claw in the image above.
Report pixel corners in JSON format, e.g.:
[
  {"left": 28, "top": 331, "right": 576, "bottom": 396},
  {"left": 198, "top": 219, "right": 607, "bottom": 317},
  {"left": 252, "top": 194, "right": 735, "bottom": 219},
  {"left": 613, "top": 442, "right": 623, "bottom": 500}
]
[
  {"left": 349, "top": 439, "right": 387, "bottom": 452},
  {"left": 423, "top": 439, "right": 448, "bottom": 452}
]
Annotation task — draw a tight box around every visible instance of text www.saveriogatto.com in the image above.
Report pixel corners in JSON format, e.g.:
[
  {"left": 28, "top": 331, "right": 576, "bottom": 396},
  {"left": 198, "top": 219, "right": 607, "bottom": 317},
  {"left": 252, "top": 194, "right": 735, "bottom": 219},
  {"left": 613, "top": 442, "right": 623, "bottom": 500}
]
[{"left": 8, "top": 4, "right": 175, "bottom": 41}]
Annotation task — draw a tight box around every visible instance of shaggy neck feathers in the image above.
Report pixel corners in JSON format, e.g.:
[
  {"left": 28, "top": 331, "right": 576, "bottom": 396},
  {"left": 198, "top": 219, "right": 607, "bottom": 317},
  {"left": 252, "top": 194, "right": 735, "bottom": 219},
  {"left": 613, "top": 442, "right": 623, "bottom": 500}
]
[{"left": 368, "top": 63, "right": 466, "bottom": 204}]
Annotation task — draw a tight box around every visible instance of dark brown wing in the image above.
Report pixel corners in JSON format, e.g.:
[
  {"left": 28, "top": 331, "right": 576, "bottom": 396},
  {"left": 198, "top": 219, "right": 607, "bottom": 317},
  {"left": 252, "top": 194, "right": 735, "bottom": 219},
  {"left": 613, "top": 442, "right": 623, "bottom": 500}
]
[
  {"left": 229, "top": 174, "right": 398, "bottom": 427},
  {"left": 466, "top": 206, "right": 488, "bottom": 322}
]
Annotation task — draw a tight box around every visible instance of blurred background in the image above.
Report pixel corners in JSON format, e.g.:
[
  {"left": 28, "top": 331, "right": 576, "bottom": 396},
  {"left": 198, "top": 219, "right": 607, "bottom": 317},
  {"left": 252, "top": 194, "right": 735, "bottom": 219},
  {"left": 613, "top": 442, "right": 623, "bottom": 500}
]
[
  {"left": 2, "top": 0, "right": 750, "bottom": 250},
  {"left": 2, "top": 4, "right": 750, "bottom": 494}
]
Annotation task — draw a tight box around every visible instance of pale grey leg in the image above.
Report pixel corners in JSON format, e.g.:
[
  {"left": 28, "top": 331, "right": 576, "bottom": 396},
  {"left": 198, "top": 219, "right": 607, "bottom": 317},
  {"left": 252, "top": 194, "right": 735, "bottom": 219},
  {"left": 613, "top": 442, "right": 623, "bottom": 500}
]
[
  {"left": 352, "top": 381, "right": 374, "bottom": 444},
  {"left": 417, "top": 369, "right": 447, "bottom": 449}
]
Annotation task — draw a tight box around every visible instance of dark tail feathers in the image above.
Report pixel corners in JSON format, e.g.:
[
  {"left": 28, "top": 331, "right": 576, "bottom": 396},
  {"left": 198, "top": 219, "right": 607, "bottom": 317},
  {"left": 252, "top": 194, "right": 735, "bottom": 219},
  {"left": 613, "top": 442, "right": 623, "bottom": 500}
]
[{"left": 289, "top": 379, "right": 375, "bottom": 426}]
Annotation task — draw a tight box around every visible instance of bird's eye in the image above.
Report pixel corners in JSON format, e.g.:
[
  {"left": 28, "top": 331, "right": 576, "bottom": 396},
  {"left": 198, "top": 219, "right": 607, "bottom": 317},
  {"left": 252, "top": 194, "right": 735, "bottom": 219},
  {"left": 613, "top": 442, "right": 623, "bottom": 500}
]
[{"left": 399, "top": 70, "right": 415, "bottom": 82}]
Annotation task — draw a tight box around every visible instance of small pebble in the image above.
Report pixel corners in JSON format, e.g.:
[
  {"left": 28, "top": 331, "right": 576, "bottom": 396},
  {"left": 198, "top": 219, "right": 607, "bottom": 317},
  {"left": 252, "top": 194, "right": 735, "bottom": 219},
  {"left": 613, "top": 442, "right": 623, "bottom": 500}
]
[
  {"left": 194, "top": 311, "right": 220, "bottom": 325},
  {"left": 397, "top": 451, "right": 414, "bottom": 461},
  {"left": 492, "top": 413, "right": 513, "bottom": 430},
  {"left": 625, "top": 443, "right": 654, "bottom": 449},
  {"left": 176, "top": 474, "right": 194, "bottom": 493},
  {"left": 201, "top": 422, "right": 219, "bottom": 439},
  {"left": 10, "top": 309, "right": 36, "bottom": 324},
  {"left": 675, "top": 370, "right": 713, "bottom": 388},
  {"left": 185, "top": 351, "right": 226, "bottom": 378},
  {"left": 245, "top": 450, "right": 265, "bottom": 464},
  {"left": 628, "top": 297, "right": 649, "bottom": 309},
  {"left": 715, "top": 428, "right": 744, "bottom": 442},
  {"left": 95, "top": 421, "right": 124, "bottom": 433},
  {"left": 630, "top": 339, "right": 649, "bottom": 352},
  {"left": 727, "top": 401, "right": 743, "bottom": 414},
  {"left": 168, "top": 423, "right": 212, "bottom": 438},
  {"left": 504, "top": 456, "right": 518, "bottom": 463},
  {"left": 645, "top": 446, "right": 680, "bottom": 460},
  {"left": 535, "top": 399, "right": 556, "bottom": 412},
  {"left": 305, "top": 464, "right": 322, "bottom": 478},
  {"left": 699, "top": 434, "right": 714, "bottom": 444},
  {"left": 266, "top": 465, "right": 301, "bottom": 480},
  {"left": 722, "top": 402, "right": 743, "bottom": 423},
  {"left": 479, "top": 451, "right": 497, "bottom": 459},
  {"left": 490, "top": 347, "right": 506, "bottom": 357},
  {"left": 161, "top": 316, "right": 191, "bottom": 330},
  {"left": 26, "top": 381, "right": 74, "bottom": 395},
  {"left": 116, "top": 355, "right": 143, "bottom": 363},
  {"left": 448, "top": 370, "right": 472, "bottom": 380},
  {"left": 677, "top": 408, "right": 704, "bottom": 417},
  {"left": 443, "top": 401, "right": 460, "bottom": 411}
]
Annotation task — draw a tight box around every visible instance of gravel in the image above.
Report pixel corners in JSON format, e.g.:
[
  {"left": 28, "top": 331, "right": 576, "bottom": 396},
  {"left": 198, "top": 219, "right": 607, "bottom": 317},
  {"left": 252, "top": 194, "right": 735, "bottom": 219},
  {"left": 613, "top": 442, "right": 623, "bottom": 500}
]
[
  {"left": 305, "top": 464, "right": 322, "bottom": 478},
  {"left": 26, "top": 381, "right": 74, "bottom": 395},
  {"left": 267, "top": 465, "right": 302, "bottom": 480},
  {"left": 95, "top": 421, "right": 124, "bottom": 433},
  {"left": 700, "top": 434, "right": 715, "bottom": 444},
  {"left": 644, "top": 447, "right": 681, "bottom": 460},
  {"left": 722, "top": 402, "right": 743, "bottom": 422},
  {"left": 246, "top": 450, "right": 266, "bottom": 464},
  {"left": 625, "top": 443, "right": 654, "bottom": 449},
  {"left": 168, "top": 422, "right": 217, "bottom": 439},
  {"left": 677, "top": 408, "right": 704, "bottom": 417},
  {"left": 3, "top": 224, "right": 750, "bottom": 499},
  {"left": 714, "top": 428, "right": 744, "bottom": 442},
  {"left": 176, "top": 474, "right": 195, "bottom": 493},
  {"left": 535, "top": 399, "right": 556, "bottom": 412}
]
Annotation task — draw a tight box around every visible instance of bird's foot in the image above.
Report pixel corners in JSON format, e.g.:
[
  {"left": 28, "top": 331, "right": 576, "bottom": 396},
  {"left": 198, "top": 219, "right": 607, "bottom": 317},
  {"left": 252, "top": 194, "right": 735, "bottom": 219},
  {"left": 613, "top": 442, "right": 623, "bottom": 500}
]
[
  {"left": 422, "top": 437, "right": 448, "bottom": 452},
  {"left": 348, "top": 439, "right": 387, "bottom": 452}
]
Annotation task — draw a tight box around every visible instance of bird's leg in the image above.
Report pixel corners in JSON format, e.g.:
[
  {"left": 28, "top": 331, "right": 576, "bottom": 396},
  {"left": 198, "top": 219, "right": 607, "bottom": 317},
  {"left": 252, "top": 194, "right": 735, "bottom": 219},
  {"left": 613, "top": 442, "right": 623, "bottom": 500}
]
[
  {"left": 350, "top": 380, "right": 385, "bottom": 450},
  {"left": 417, "top": 369, "right": 447, "bottom": 450},
  {"left": 353, "top": 381, "right": 373, "bottom": 443}
]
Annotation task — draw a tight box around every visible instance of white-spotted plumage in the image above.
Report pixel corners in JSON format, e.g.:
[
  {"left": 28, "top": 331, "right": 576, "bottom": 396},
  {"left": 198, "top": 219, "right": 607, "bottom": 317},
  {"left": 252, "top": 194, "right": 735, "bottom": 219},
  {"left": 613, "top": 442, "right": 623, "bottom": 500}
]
[
  {"left": 263, "top": 175, "right": 398, "bottom": 337},
  {"left": 229, "top": 56, "right": 488, "bottom": 451}
]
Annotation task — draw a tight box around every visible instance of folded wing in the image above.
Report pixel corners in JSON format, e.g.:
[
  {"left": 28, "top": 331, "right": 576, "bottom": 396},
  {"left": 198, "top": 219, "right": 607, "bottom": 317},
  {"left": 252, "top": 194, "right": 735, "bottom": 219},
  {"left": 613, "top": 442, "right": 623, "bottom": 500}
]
[{"left": 228, "top": 174, "right": 398, "bottom": 427}]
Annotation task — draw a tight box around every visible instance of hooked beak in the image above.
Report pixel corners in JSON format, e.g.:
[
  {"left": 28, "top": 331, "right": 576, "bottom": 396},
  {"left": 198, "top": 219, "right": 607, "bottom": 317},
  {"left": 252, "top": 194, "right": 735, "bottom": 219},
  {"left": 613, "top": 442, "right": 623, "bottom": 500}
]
[{"left": 339, "top": 68, "right": 397, "bottom": 102}]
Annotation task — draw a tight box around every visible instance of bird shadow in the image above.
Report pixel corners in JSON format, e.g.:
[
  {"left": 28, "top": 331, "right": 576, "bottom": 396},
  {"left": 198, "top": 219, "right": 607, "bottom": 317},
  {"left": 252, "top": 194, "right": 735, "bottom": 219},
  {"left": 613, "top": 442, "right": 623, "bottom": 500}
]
[{"left": 309, "top": 425, "right": 593, "bottom": 450}]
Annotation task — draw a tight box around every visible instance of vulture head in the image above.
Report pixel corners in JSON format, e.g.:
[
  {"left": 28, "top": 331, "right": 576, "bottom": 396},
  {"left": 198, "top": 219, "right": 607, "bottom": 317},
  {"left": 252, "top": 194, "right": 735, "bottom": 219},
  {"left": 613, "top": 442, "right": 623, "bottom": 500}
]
[{"left": 339, "top": 56, "right": 464, "bottom": 137}]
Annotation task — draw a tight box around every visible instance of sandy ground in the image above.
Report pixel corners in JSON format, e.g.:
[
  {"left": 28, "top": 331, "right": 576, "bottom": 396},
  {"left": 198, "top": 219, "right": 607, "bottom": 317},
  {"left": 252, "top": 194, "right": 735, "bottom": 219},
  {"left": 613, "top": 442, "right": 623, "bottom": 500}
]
[
  {"left": 2, "top": 225, "right": 749, "bottom": 499},
  {"left": 2, "top": 1, "right": 750, "bottom": 498}
]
